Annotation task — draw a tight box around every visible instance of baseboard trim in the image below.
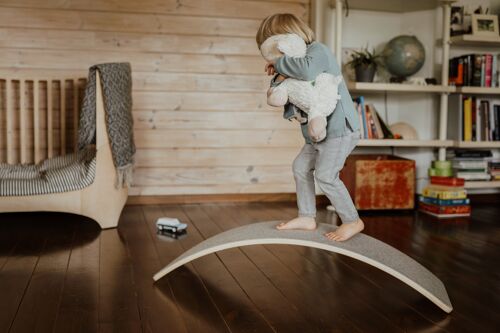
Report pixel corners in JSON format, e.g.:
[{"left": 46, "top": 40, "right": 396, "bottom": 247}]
[
  {"left": 127, "top": 193, "right": 330, "bottom": 205},
  {"left": 127, "top": 193, "right": 498, "bottom": 206}
]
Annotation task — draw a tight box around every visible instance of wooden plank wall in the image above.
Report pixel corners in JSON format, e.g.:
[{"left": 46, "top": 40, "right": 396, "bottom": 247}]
[
  {"left": 0, "top": 78, "right": 85, "bottom": 164},
  {"left": 0, "top": 0, "right": 310, "bottom": 196}
]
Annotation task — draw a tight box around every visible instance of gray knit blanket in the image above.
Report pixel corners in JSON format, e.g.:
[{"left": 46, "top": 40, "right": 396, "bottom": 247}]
[{"left": 78, "top": 62, "right": 136, "bottom": 189}]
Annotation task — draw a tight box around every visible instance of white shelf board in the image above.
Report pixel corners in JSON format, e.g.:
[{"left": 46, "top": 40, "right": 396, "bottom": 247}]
[
  {"left": 449, "top": 34, "right": 500, "bottom": 47},
  {"left": 347, "top": 82, "right": 453, "bottom": 93},
  {"left": 357, "top": 139, "right": 453, "bottom": 147},
  {"left": 464, "top": 180, "right": 500, "bottom": 189},
  {"left": 454, "top": 141, "right": 500, "bottom": 148},
  {"left": 455, "top": 86, "right": 500, "bottom": 95},
  {"left": 330, "top": 0, "right": 455, "bottom": 13}
]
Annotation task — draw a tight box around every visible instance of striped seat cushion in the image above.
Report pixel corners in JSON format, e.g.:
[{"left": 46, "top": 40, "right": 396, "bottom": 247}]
[{"left": 0, "top": 145, "right": 96, "bottom": 196}]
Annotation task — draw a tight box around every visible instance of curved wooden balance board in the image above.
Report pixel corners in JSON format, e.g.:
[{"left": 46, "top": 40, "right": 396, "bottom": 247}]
[{"left": 153, "top": 221, "right": 453, "bottom": 313}]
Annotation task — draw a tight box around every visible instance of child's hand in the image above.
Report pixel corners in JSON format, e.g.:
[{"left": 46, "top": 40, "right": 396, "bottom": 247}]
[
  {"left": 274, "top": 74, "right": 287, "bottom": 83},
  {"left": 265, "top": 63, "right": 276, "bottom": 76}
]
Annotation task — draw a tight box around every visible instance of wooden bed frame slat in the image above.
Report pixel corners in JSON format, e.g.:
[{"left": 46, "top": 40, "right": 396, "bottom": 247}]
[
  {"left": 60, "top": 79, "right": 66, "bottom": 155},
  {"left": 6, "top": 79, "right": 14, "bottom": 164},
  {"left": 34, "top": 80, "right": 40, "bottom": 163},
  {"left": 20, "top": 80, "right": 27, "bottom": 164},
  {"left": 73, "top": 79, "right": 79, "bottom": 152},
  {"left": 47, "top": 80, "right": 53, "bottom": 158}
]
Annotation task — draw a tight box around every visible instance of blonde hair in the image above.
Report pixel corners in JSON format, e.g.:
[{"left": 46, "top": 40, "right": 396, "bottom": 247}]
[{"left": 256, "top": 13, "right": 315, "bottom": 49}]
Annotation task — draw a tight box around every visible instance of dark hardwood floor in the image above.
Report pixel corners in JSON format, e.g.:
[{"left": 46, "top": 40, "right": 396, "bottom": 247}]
[{"left": 0, "top": 201, "right": 499, "bottom": 333}]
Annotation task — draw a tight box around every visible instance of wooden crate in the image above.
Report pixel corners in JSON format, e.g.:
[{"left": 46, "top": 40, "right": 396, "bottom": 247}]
[{"left": 339, "top": 154, "right": 415, "bottom": 210}]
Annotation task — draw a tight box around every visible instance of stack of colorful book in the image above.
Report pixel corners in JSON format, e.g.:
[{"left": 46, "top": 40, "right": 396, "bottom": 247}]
[
  {"left": 419, "top": 176, "right": 471, "bottom": 218},
  {"left": 447, "top": 149, "right": 492, "bottom": 181}
]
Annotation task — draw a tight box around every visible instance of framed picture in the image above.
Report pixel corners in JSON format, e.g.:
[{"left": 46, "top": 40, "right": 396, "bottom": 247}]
[
  {"left": 471, "top": 14, "right": 499, "bottom": 36},
  {"left": 450, "top": 6, "right": 466, "bottom": 36}
]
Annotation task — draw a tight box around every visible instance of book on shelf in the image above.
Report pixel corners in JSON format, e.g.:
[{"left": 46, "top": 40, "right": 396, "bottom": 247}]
[
  {"left": 449, "top": 149, "right": 493, "bottom": 158},
  {"left": 449, "top": 53, "right": 500, "bottom": 87},
  {"left": 446, "top": 149, "right": 496, "bottom": 181},
  {"left": 452, "top": 160, "right": 488, "bottom": 169},
  {"left": 365, "top": 104, "right": 374, "bottom": 138},
  {"left": 447, "top": 94, "right": 500, "bottom": 142},
  {"left": 353, "top": 96, "right": 368, "bottom": 139},
  {"left": 455, "top": 171, "right": 491, "bottom": 180},
  {"left": 352, "top": 97, "right": 394, "bottom": 140}
]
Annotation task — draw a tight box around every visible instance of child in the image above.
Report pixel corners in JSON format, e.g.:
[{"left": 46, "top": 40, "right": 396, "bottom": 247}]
[{"left": 256, "top": 13, "right": 364, "bottom": 242}]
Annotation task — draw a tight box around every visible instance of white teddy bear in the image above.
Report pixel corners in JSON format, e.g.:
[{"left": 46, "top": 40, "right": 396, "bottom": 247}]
[{"left": 260, "top": 33, "right": 343, "bottom": 142}]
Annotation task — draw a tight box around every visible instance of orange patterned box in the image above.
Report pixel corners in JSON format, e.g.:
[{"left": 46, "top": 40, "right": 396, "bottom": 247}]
[{"left": 339, "top": 155, "right": 416, "bottom": 210}]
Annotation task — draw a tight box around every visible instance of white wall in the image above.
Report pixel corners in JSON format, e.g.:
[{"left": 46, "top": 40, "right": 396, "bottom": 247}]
[{"left": 316, "top": 0, "right": 500, "bottom": 194}]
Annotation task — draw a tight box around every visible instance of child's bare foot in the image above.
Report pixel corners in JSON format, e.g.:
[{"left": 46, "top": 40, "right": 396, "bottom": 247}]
[
  {"left": 276, "top": 216, "right": 317, "bottom": 230},
  {"left": 324, "top": 219, "right": 364, "bottom": 242}
]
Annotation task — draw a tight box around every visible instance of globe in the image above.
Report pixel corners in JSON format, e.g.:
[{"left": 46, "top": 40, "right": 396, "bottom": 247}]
[{"left": 382, "top": 35, "right": 425, "bottom": 80}]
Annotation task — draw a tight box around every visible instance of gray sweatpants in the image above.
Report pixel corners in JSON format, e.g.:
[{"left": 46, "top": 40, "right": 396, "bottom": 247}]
[{"left": 292, "top": 127, "right": 361, "bottom": 223}]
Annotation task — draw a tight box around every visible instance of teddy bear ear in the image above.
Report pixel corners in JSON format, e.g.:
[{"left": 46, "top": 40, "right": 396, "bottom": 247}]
[
  {"left": 260, "top": 36, "right": 281, "bottom": 62},
  {"left": 276, "top": 34, "right": 307, "bottom": 58}
]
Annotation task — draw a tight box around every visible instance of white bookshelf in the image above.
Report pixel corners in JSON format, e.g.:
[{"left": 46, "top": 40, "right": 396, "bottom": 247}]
[
  {"left": 358, "top": 139, "right": 453, "bottom": 147},
  {"left": 454, "top": 141, "right": 500, "bottom": 148},
  {"left": 464, "top": 181, "right": 500, "bottom": 189},
  {"left": 447, "top": 14, "right": 500, "bottom": 192},
  {"left": 348, "top": 82, "right": 500, "bottom": 95},
  {"left": 450, "top": 34, "right": 500, "bottom": 47},
  {"left": 323, "top": 0, "right": 499, "bottom": 191},
  {"left": 347, "top": 82, "right": 454, "bottom": 93},
  {"left": 455, "top": 86, "right": 500, "bottom": 94},
  {"left": 330, "top": 0, "right": 451, "bottom": 13}
]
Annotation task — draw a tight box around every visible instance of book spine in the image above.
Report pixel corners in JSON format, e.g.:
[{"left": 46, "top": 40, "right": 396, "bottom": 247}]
[
  {"left": 493, "top": 105, "right": 500, "bottom": 141},
  {"left": 468, "top": 54, "right": 473, "bottom": 86},
  {"left": 448, "top": 57, "right": 457, "bottom": 85},
  {"left": 464, "top": 55, "right": 469, "bottom": 86},
  {"left": 464, "top": 97, "right": 472, "bottom": 141},
  {"left": 419, "top": 196, "right": 470, "bottom": 206},
  {"left": 354, "top": 101, "right": 364, "bottom": 139},
  {"left": 476, "top": 97, "right": 482, "bottom": 141},
  {"left": 483, "top": 101, "right": 489, "bottom": 141},
  {"left": 493, "top": 54, "right": 498, "bottom": 87},
  {"left": 360, "top": 96, "right": 368, "bottom": 139},
  {"left": 497, "top": 54, "right": 500, "bottom": 87},
  {"left": 457, "top": 57, "right": 464, "bottom": 86},
  {"left": 489, "top": 101, "right": 495, "bottom": 140},
  {"left": 418, "top": 202, "right": 471, "bottom": 214},
  {"left": 370, "top": 105, "right": 385, "bottom": 139},
  {"left": 439, "top": 205, "right": 471, "bottom": 214},
  {"left": 472, "top": 96, "right": 477, "bottom": 141},
  {"left": 481, "top": 54, "right": 485, "bottom": 87},
  {"left": 473, "top": 54, "right": 482, "bottom": 87},
  {"left": 486, "top": 54, "right": 492, "bottom": 87},
  {"left": 430, "top": 176, "right": 465, "bottom": 187},
  {"left": 365, "top": 105, "right": 373, "bottom": 139},
  {"left": 422, "top": 188, "right": 467, "bottom": 199},
  {"left": 418, "top": 202, "right": 440, "bottom": 214},
  {"left": 369, "top": 107, "right": 378, "bottom": 138}
]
